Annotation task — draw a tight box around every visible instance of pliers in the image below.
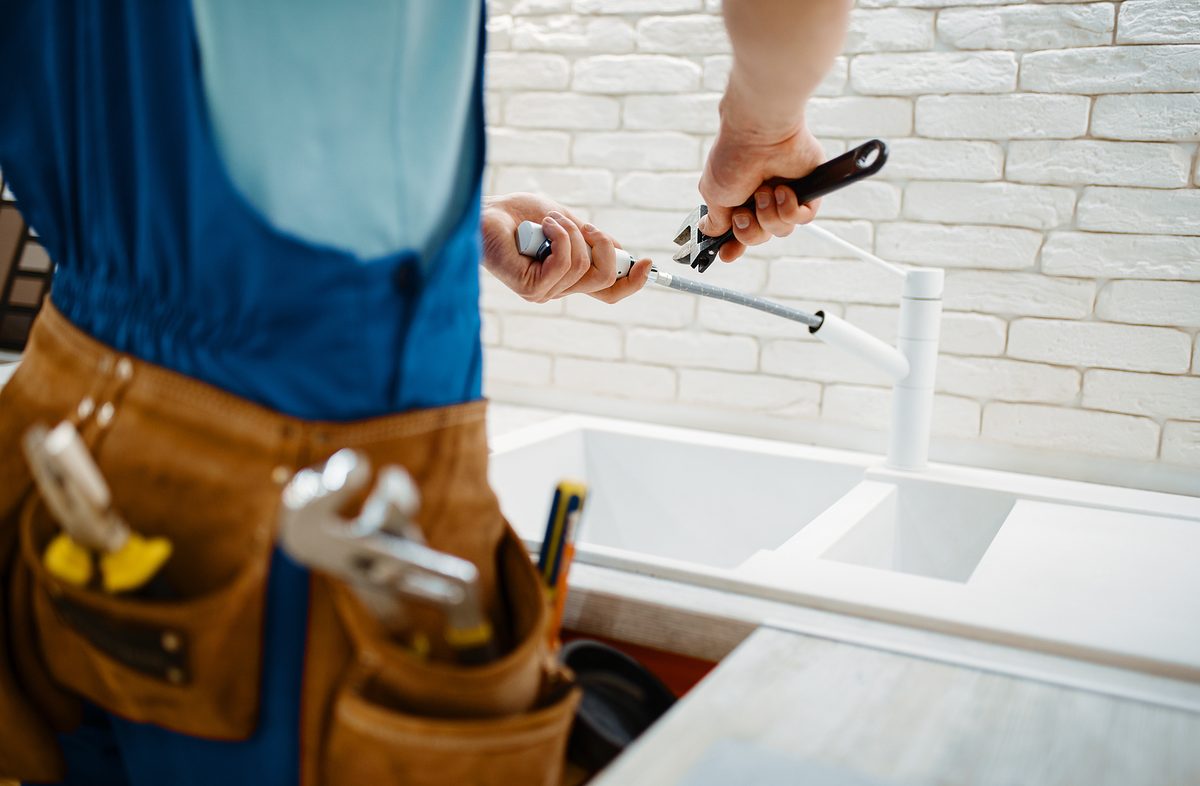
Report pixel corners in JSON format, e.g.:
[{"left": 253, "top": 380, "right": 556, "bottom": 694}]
[{"left": 673, "top": 139, "right": 888, "bottom": 273}]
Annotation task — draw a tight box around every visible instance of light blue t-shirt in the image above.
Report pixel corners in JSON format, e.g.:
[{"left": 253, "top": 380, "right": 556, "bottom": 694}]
[{"left": 191, "top": 0, "right": 481, "bottom": 260}]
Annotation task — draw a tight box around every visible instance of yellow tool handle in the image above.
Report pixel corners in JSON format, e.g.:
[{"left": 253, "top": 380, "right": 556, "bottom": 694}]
[
  {"left": 43, "top": 533, "right": 93, "bottom": 587},
  {"left": 100, "top": 534, "right": 173, "bottom": 594}
]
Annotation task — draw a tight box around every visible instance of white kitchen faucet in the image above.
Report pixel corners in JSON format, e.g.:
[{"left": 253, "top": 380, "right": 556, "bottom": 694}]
[{"left": 799, "top": 225, "right": 944, "bottom": 471}]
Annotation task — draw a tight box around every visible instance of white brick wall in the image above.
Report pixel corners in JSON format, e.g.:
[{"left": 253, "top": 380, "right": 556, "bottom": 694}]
[
  {"left": 482, "top": 0, "right": 1200, "bottom": 484},
  {"left": 1117, "top": 0, "right": 1200, "bottom": 45},
  {"left": 916, "top": 94, "right": 1090, "bottom": 139},
  {"left": 938, "top": 4, "right": 1113, "bottom": 51}
]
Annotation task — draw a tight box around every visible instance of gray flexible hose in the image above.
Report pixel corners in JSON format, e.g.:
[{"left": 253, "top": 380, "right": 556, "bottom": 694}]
[{"left": 649, "top": 268, "right": 823, "bottom": 329}]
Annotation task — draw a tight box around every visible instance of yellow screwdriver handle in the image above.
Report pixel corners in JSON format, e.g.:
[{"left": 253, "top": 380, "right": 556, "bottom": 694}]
[
  {"left": 100, "top": 534, "right": 173, "bottom": 594},
  {"left": 43, "top": 533, "right": 94, "bottom": 587}
]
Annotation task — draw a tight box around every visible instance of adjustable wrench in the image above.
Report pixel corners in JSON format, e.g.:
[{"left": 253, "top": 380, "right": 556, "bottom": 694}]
[
  {"left": 673, "top": 139, "right": 888, "bottom": 272},
  {"left": 279, "top": 449, "right": 497, "bottom": 664}
]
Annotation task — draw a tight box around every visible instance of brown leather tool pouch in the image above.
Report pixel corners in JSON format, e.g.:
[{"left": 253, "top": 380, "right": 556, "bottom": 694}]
[
  {"left": 0, "top": 377, "right": 69, "bottom": 782},
  {"left": 1, "top": 303, "right": 279, "bottom": 753},
  {"left": 18, "top": 477, "right": 273, "bottom": 740},
  {"left": 314, "top": 526, "right": 580, "bottom": 786},
  {"left": 2, "top": 305, "right": 579, "bottom": 784}
]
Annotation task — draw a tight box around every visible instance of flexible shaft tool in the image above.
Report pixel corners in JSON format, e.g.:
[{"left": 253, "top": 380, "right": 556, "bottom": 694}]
[{"left": 516, "top": 220, "right": 823, "bottom": 331}]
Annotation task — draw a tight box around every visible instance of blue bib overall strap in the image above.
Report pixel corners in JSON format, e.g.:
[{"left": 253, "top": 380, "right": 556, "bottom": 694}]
[
  {"left": 0, "top": 0, "right": 486, "bottom": 422},
  {"left": 0, "top": 1, "right": 488, "bottom": 784}
]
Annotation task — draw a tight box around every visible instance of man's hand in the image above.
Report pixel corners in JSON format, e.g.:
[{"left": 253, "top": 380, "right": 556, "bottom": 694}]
[
  {"left": 698, "top": 119, "right": 827, "bottom": 263},
  {"left": 698, "top": 0, "right": 852, "bottom": 263},
  {"left": 481, "top": 193, "right": 651, "bottom": 304}
]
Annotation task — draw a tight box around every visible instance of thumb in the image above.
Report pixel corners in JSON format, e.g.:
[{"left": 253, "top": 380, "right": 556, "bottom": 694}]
[{"left": 698, "top": 203, "right": 733, "bottom": 237}]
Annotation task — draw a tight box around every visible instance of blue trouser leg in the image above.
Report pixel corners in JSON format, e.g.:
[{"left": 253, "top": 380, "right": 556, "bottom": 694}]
[{"left": 38, "top": 704, "right": 131, "bottom": 786}]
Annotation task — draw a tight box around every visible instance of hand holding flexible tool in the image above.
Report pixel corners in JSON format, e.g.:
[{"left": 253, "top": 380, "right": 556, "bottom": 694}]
[
  {"left": 675, "top": 139, "right": 888, "bottom": 272},
  {"left": 279, "top": 449, "right": 498, "bottom": 665},
  {"left": 23, "top": 422, "right": 173, "bottom": 595}
]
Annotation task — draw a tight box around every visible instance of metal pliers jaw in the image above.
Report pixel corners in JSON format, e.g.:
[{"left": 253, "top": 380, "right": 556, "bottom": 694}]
[
  {"left": 671, "top": 204, "right": 723, "bottom": 273},
  {"left": 22, "top": 422, "right": 130, "bottom": 553},
  {"left": 279, "top": 449, "right": 493, "bottom": 658}
]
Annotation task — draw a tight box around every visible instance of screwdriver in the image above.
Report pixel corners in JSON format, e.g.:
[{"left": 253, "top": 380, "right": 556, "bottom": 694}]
[
  {"left": 23, "top": 422, "right": 173, "bottom": 595},
  {"left": 536, "top": 480, "right": 587, "bottom": 647}
]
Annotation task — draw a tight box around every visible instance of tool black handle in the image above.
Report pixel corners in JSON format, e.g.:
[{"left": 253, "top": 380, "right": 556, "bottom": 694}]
[{"left": 742, "top": 139, "right": 889, "bottom": 211}]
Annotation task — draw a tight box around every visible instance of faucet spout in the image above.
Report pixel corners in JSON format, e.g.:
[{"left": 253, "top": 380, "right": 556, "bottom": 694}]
[{"left": 809, "top": 312, "right": 909, "bottom": 382}]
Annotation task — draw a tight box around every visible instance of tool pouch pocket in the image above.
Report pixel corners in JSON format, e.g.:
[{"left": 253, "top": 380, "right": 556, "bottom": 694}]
[
  {"left": 321, "top": 525, "right": 580, "bottom": 786},
  {"left": 19, "top": 487, "right": 274, "bottom": 740}
]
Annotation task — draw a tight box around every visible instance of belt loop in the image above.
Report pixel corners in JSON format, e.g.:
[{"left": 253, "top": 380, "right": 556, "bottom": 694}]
[
  {"left": 271, "top": 418, "right": 306, "bottom": 488},
  {"left": 73, "top": 352, "right": 137, "bottom": 450}
]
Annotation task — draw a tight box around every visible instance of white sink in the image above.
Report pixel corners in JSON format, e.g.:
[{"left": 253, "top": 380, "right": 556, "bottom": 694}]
[
  {"left": 489, "top": 417, "right": 871, "bottom": 570},
  {"left": 489, "top": 413, "right": 1200, "bottom": 680}
]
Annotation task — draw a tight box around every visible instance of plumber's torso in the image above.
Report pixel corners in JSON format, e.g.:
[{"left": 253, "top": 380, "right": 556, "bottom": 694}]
[{"left": 0, "top": 0, "right": 485, "bottom": 420}]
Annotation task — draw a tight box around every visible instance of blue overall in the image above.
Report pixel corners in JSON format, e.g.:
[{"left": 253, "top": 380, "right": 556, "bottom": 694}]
[{"left": 0, "top": 1, "right": 486, "bottom": 783}]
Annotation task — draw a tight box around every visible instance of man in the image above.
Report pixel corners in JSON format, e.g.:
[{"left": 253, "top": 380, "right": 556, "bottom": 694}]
[{"left": 0, "top": 1, "right": 849, "bottom": 783}]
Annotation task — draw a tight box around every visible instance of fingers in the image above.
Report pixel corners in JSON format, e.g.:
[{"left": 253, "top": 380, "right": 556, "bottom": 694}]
[
  {"left": 730, "top": 202, "right": 769, "bottom": 247},
  {"left": 754, "top": 187, "right": 794, "bottom": 238},
  {"left": 774, "top": 186, "right": 819, "bottom": 226},
  {"left": 560, "top": 223, "right": 620, "bottom": 297},
  {"left": 589, "top": 259, "right": 652, "bottom": 304},
  {"left": 529, "top": 214, "right": 574, "bottom": 301},
  {"left": 718, "top": 239, "right": 746, "bottom": 263},
  {"left": 539, "top": 211, "right": 591, "bottom": 302},
  {"left": 728, "top": 186, "right": 819, "bottom": 251}
]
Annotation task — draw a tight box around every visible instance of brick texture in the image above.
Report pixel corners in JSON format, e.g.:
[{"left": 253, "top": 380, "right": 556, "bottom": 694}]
[{"left": 481, "top": 0, "right": 1200, "bottom": 479}]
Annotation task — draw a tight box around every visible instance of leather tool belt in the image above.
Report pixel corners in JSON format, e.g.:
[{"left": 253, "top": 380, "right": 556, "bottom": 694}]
[{"left": 0, "top": 303, "right": 578, "bottom": 784}]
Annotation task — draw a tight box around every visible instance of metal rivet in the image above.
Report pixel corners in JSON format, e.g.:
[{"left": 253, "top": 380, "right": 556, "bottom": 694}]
[
  {"left": 161, "top": 631, "right": 182, "bottom": 653},
  {"left": 98, "top": 356, "right": 114, "bottom": 374},
  {"left": 271, "top": 465, "right": 292, "bottom": 485},
  {"left": 96, "top": 401, "right": 115, "bottom": 427},
  {"left": 77, "top": 397, "right": 95, "bottom": 420},
  {"left": 115, "top": 357, "right": 134, "bottom": 380},
  {"left": 166, "top": 667, "right": 185, "bottom": 685}
]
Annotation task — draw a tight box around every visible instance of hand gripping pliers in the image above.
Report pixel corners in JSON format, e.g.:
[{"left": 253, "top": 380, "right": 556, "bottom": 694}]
[{"left": 672, "top": 139, "right": 888, "bottom": 273}]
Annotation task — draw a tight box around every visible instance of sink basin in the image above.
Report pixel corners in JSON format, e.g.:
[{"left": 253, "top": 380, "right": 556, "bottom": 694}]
[
  {"left": 489, "top": 417, "right": 872, "bottom": 570},
  {"left": 821, "top": 477, "right": 1014, "bottom": 583}
]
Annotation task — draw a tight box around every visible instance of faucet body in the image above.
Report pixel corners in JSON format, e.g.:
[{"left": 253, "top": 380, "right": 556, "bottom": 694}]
[
  {"left": 887, "top": 269, "right": 944, "bottom": 471},
  {"left": 795, "top": 225, "right": 944, "bottom": 472}
]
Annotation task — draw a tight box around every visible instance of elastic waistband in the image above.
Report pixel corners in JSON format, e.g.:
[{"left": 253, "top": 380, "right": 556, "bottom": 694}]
[{"left": 17, "top": 303, "right": 488, "bottom": 464}]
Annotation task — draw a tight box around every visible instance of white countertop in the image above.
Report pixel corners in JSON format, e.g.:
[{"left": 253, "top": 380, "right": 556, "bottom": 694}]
[{"left": 591, "top": 627, "right": 1200, "bottom": 786}]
